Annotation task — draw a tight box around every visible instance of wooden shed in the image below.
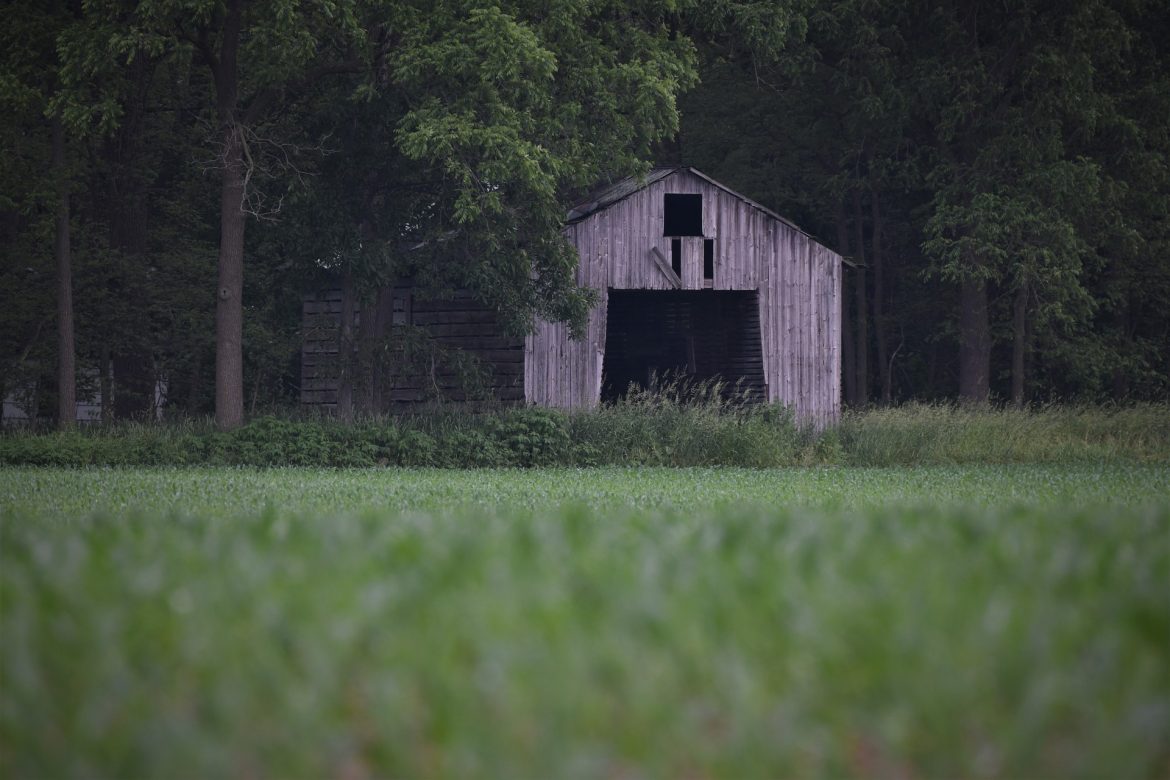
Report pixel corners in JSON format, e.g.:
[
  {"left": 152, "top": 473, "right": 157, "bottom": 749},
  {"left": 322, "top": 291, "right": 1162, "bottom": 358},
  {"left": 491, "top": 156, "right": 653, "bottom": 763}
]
[
  {"left": 526, "top": 166, "right": 843, "bottom": 424},
  {"left": 301, "top": 166, "right": 842, "bottom": 424}
]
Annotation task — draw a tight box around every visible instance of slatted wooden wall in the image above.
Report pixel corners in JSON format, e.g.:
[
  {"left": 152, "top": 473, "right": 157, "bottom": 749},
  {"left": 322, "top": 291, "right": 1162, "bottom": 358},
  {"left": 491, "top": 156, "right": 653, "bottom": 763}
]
[
  {"left": 302, "top": 287, "right": 524, "bottom": 413},
  {"left": 301, "top": 289, "right": 349, "bottom": 408},
  {"left": 526, "top": 169, "right": 842, "bottom": 425}
]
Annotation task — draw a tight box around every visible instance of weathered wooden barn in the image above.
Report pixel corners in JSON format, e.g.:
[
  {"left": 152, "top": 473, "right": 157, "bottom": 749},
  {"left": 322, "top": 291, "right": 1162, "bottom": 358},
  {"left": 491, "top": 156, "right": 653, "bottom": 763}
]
[
  {"left": 301, "top": 285, "right": 525, "bottom": 411},
  {"left": 302, "top": 166, "right": 843, "bottom": 423}
]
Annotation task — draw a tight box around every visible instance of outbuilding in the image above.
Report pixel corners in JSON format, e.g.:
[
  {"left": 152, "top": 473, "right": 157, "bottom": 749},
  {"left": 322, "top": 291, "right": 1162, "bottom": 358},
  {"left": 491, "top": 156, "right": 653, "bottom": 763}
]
[
  {"left": 301, "top": 166, "right": 843, "bottom": 424},
  {"left": 527, "top": 166, "right": 842, "bottom": 424}
]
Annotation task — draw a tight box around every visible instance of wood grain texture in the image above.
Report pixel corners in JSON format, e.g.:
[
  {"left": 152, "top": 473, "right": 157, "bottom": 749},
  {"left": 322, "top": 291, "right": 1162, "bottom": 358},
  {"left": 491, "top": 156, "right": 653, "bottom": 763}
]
[
  {"left": 302, "top": 287, "right": 524, "bottom": 413},
  {"left": 302, "top": 169, "right": 842, "bottom": 424},
  {"left": 527, "top": 169, "right": 843, "bottom": 424}
]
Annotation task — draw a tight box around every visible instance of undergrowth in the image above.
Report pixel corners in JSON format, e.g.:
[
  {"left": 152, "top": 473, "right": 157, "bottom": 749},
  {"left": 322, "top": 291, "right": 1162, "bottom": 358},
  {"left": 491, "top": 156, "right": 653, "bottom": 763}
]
[{"left": 2, "top": 388, "right": 1167, "bottom": 467}]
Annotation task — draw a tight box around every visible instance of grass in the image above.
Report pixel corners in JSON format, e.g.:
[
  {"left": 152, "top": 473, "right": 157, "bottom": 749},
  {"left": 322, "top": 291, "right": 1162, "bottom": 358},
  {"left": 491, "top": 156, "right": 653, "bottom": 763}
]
[
  {"left": 837, "top": 403, "right": 1170, "bottom": 465},
  {"left": 2, "top": 464, "right": 1169, "bottom": 778},
  {"left": 2, "top": 402, "right": 1168, "bottom": 468},
  {"left": 2, "top": 463, "right": 1169, "bottom": 519}
]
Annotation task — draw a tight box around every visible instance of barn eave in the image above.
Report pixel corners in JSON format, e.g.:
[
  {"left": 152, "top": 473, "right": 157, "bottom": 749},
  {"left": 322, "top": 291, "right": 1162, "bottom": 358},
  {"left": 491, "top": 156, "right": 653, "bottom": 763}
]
[{"left": 565, "top": 166, "right": 834, "bottom": 249}]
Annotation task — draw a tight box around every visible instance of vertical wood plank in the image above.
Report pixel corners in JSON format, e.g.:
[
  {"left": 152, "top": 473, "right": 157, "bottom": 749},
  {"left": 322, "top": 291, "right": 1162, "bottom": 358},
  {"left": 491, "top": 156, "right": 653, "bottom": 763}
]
[{"left": 547, "top": 167, "right": 842, "bottom": 420}]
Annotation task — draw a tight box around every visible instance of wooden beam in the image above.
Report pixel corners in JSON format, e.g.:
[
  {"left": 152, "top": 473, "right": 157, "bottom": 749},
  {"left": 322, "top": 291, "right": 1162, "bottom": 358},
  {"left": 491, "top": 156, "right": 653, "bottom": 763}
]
[{"left": 649, "top": 247, "right": 682, "bottom": 289}]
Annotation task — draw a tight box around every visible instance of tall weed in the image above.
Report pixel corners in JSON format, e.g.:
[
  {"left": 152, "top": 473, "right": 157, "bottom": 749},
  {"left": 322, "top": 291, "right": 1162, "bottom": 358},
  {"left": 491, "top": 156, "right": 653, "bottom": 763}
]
[
  {"left": 839, "top": 402, "right": 1170, "bottom": 465},
  {"left": 1, "top": 399, "right": 1166, "bottom": 468},
  {"left": 572, "top": 375, "right": 811, "bottom": 466}
]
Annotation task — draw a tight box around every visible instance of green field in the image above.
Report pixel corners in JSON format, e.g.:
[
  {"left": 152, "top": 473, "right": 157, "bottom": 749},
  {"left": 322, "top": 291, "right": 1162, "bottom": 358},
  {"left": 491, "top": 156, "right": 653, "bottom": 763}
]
[{"left": 3, "top": 465, "right": 1169, "bottom": 778}]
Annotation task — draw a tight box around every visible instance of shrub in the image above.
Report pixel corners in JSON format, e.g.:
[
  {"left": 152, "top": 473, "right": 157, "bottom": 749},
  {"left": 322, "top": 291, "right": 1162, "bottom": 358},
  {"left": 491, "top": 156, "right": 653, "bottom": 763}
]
[
  {"left": 490, "top": 408, "right": 571, "bottom": 466},
  {"left": 392, "top": 429, "right": 438, "bottom": 467},
  {"left": 1, "top": 401, "right": 1165, "bottom": 468},
  {"left": 435, "top": 428, "right": 507, "bottom": 467}
]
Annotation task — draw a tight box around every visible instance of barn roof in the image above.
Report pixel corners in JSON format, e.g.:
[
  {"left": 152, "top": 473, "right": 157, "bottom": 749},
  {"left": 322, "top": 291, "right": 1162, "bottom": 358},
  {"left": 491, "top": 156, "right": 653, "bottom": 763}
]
[
  {"left": 564, "top": 165, "right": 803, "bottom": 235},
  {"left": 564, "top": 167, "right": 677, "bottom": 223}
]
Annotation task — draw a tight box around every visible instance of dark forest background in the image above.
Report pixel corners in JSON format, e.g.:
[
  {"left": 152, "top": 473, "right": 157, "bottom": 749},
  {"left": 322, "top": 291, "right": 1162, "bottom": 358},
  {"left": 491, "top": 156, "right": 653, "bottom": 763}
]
[{"left": 3, "top": 0, "right": 1168, "bottom": 428}]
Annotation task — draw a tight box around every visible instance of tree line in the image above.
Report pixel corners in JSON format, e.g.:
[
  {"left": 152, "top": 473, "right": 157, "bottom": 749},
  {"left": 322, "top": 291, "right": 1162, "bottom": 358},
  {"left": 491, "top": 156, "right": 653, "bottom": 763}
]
[
  {"left": 2, "top": 0, "right": 1167, "bottom": 430},
  {"left": 679, "top": 0, "right": 1170, "bottom": 406}
]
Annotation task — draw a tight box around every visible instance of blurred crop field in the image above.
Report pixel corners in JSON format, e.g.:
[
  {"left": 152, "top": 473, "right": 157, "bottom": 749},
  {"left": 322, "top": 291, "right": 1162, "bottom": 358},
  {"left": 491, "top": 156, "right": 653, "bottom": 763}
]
[{"left": 2, "top": 465, "right": 1168, "bottom": 779}]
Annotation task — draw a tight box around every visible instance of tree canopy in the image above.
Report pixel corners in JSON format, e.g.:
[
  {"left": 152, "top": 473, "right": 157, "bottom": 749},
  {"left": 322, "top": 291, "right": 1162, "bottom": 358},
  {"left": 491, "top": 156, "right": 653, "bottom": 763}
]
[
  {"left": 681, "top": 0, "right": 1170, "bottom": 404},
  {"left": 2, "top": 0, "right": 1167, "bottom": 425}
]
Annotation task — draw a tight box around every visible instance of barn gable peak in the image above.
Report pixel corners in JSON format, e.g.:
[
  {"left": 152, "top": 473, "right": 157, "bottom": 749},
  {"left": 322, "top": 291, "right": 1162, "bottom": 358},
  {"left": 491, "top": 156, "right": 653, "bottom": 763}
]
[{"left": 565, "top": 166, "right": 806, "bottom": 237}]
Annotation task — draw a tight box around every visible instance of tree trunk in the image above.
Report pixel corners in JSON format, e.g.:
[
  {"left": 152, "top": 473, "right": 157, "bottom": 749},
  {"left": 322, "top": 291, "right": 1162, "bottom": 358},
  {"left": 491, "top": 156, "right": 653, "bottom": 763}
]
[
  {"left": 337, "top": 265, "right": 355, "bottom": 420},
  {"left": 53, "top": 118, "right": 75, "bottom": 430},
  {"left": 1011, "top": 280, "right": 1027, "bottom": 408},
  {"left": 212, "top": 0, "right": 245, "bottom": 430},
  {"left": 103, "top": 54, "right": 154, "bottom": 422},
  {"left": 958, "top": 265, "right": 990, "bottom": 404},
  {"left": 870, "top": 187, "right": 891, "bottom": 405},
  {"left": 1110, "top": 269, "right": 1131, "bottom": 400},
  {"left": 834, "top": 203, "right": 856, "bottom": 406},
  {"left": 100, "top": 345, "right": 113, "bottom": 424},
  {"left": 851, "top": 190, "right": 869, "bottom": 406},
  {"left": 187, "top": 352, "right": 204, "bottom": 413},
  {"left": 926, "top": 338, "right": 938, "bottom": 399},
  {"left": 250, "top": 368, "right": 263, "bottom": 416},
  {"left": 215, "top": 124, "right": 246, "bottom": 429}
]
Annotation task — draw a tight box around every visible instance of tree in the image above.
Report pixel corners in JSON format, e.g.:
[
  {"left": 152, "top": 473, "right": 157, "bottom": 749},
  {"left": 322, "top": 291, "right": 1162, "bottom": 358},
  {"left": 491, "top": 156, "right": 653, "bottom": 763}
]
[
  {"left": 389, "top": 1, "right": 706, "bottom": 336},
  {"left": 681, "top": 0, "right": 1170, "bottom": 405},
  {"left": 51, "top": 117, "right": 75, "bottom": 428},
  {"left": 269, "top": 0, "right": 813, "bottom": 414},
  {"left": 0, "top": 1, "right": 85, "bottom": 428},
  {"left": 22, "top": 0, "right": 1162, "bottom": 418},
  {"left": 60, "top": 0, "right": 373, "bottom": 428},
  {"left": 681, "top": 0, "right": 915, "bottom": 405},
  {"left": 61, "top": 0, "right": 769, "bottom": 424},
  {"left": 918, "top": 0, "right": 1148, "bottom": 404}
]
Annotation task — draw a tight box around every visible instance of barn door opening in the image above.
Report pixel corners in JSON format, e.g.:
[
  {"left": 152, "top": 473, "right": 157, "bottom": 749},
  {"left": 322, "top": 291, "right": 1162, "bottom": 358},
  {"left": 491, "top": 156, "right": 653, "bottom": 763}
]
[{"left": 601, "top": 290, "right": 766, "bottom": 402}]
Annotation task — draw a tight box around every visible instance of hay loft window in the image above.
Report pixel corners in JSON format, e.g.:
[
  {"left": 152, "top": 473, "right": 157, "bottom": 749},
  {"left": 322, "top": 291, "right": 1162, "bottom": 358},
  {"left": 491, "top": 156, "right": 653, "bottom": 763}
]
[{"left": 664, "top": 194, "right": 703, "bottom": 236}]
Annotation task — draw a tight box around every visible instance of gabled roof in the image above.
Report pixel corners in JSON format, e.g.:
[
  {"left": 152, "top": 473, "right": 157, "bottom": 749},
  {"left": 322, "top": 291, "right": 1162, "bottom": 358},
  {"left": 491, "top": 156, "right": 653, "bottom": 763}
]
[
  {"left": 564, "top": 165, "right": 804, "bottom": 237},
  {"left": 565, "top": 167, "right": 678, "bottom": 223}
]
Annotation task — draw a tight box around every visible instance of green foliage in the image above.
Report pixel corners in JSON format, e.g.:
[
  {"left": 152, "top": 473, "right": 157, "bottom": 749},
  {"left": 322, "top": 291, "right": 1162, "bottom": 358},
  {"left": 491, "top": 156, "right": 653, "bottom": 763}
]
[
  {"left": 391, "top": 0, "right": 704, "bottom": 335},
  {"left": 838, "top": 402, "right": 1170, "bottom": 466},
  {"left": 489, "top": 408, "right": 571, "bottom": 466},
  {"left": 4, "top": 402, "right": 1167, "bottom": 468},
  {"left": 2, "top": 465, "right": 1168, "bottom": 778},
  {"left": 681, "top": 0, "right": 1170, "bottom": 402},
  {"left": 4, "top": 0, "right": 1167, "bottom": 431},
  {"left": 571, "top": 377, "right": 812, "bottom": 467},
  {"left": 205, "top": 417, "right": 367, "bottom": 467}
]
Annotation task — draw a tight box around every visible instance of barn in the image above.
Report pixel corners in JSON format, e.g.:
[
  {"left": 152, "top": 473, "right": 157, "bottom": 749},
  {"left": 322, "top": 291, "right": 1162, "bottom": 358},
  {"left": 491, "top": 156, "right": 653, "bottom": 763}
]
[{"left": 301, "top": 166, "right": 843, "bottom": 424}]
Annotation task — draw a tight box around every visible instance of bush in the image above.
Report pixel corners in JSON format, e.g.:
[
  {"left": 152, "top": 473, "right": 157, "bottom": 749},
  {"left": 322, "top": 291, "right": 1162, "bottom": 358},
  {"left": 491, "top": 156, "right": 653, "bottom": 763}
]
[
  {"left": 490, "top": 408, "right": 572, "bottom": 466},
  {"left": 2, "top": 401, "right": 1166, "bottom": 468},
  {"left": 393, "top": 429, "right": 438, "bottom": 467}
]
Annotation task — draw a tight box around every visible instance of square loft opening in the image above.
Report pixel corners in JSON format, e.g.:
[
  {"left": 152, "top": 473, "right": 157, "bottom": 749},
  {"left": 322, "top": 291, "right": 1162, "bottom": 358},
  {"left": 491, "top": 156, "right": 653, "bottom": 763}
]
[
  {"left": 663, "top": 193, "right": 703, "bottom": 236},
  {"left": 601, "top": 289, "right": 766, "bottom": 403}
]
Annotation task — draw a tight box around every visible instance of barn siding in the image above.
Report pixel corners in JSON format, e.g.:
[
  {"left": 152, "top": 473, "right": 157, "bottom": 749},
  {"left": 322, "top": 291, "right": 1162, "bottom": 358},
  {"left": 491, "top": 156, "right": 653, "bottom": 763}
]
[
  {"left": 303, "top": 288, "right": 524, "bottom": 413},
  {"left": 527, "top": 168, "right": 842, "bottom": 424}
]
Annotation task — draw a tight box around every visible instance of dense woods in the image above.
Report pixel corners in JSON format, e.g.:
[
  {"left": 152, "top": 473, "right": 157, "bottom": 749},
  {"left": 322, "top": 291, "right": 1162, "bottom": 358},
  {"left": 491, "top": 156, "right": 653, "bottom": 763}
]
[{"left": 3, "top": 0, "right": 1167, "bottom": 429}]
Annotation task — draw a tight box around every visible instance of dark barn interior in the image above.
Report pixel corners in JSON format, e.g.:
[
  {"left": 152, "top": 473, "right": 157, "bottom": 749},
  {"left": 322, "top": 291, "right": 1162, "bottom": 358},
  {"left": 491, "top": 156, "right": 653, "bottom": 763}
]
[{"left": 601, "top": 290, "right": 766, "bottom": 402}]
